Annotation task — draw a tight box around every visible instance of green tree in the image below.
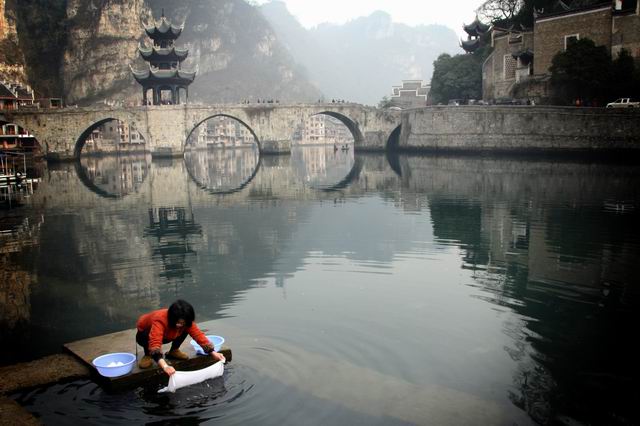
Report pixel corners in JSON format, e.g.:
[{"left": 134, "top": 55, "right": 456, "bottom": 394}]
[
  {"left": 549, "top": 38, "right": 611, "bottom": 105},
  {"left": 477, "top": 0, "right": 523, "bottom": 22},
  {"left": 479, "top": 0, "right": 559, "bottom": 28},
  {"left": 378, "top": 96, "right": 393, "bottom": 108},
  {"left": 611, "top": 49, "right": 640, "bottom": 100},
  {"left": 429, "top": 47, "right": 490, "bottom": 104}
]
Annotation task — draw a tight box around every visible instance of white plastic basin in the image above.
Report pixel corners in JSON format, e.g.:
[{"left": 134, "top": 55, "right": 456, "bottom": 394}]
[
  {"left": 190, "top": 335, "right": 224, "bottom": 355},
  {"left": 92, "top": 352, "right": 136, "bottom": 377}
]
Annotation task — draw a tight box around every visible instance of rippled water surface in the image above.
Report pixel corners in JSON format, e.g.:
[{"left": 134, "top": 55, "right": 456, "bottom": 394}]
[{"left": 3, "top": 147, "right": 640, "bottom": 425}]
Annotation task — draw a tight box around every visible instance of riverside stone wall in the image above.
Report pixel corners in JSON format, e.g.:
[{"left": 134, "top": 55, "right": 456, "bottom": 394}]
[{"left": 398, "top": 106, "right": 640, "bottom": 152}]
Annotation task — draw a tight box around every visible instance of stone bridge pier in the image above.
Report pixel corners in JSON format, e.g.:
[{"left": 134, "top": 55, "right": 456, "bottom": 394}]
[{"left": 5, "top": 104, "right": 401, "bottom": 160}]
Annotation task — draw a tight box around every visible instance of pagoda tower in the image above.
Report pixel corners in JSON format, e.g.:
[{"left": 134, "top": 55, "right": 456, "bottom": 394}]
[
  {"left": 461, "top": 16, "right": 490, "bottom": 53},
  {"left": 131, "top": 10, "right": 197, "bottom": 105}
]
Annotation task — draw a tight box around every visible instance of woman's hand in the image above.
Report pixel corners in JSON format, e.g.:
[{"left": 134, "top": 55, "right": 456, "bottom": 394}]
[
  {"left": 158, "top": 359, "right": 176, "bottom": 376},
  {"left": 211, "top": 351, "right": 226, "bottom": 363}
]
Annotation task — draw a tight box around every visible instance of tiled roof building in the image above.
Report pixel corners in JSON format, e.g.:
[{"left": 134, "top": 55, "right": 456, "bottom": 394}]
[
  {"left": 0, "top": 81, "right": 34, "bottom": 111},
  {"left": 482, "top": 0, "right": 640, "bottom": 102}
]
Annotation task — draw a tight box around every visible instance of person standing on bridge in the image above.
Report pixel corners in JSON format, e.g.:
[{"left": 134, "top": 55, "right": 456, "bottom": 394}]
[{"left": 136, "top": 299, "right": 225, "bottom": 375}]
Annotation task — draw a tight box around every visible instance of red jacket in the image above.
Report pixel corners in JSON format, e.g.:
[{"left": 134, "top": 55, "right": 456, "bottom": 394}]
[{"left": 137, "top": 309, "right": 212, "bottom": 353}]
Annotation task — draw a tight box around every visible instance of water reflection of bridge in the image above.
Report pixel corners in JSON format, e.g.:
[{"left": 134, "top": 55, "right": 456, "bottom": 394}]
[
  {"left": 78, "top": 153, "right": 151, "bottom": 198},
  {"left": 184, "top": 147, "right": 261, "bottom": 195},
  {"left": 75, "top": 146, "right": 362, "bottom": 199},
  {"left": 8, "top": 155, "right": 639, "bottom": 324},
  {"left": 3, "top": 154, "right": 639, "bottom": 423}
]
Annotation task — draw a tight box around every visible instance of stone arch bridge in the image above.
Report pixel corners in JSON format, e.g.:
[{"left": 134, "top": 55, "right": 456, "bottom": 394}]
[{"left": 5, "top": 103, "right": 401, "bottom": 160}]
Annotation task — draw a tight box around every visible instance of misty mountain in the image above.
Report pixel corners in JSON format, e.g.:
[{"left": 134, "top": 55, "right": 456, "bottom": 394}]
[
  {"left": 2, "top": 0, "right": 320, "bottom": 104},
  {"left": 259, "top": 1, "right": 461, "bottom": 105}
]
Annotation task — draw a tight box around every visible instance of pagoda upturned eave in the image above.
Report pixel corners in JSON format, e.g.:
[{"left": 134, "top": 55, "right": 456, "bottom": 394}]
[
  {"left": 463, "top": 18, "right": 490, "bottom": 36},
  {"left": 130, "top": 66, "right": 197, "bottom": 85},
  {"left": 461, "top": 38, "right": 481, "bottom": 52},
  {"left": 144, "top": 16, "right": 184, "bottom": 40},
  {"left": 139, "top": 45, "right": 189, "bottom": 62}
]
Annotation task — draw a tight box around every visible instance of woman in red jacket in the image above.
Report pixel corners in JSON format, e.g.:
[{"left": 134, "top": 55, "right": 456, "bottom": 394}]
[{"left": 136, "top": 300, "right": 226, "bottom": 375}]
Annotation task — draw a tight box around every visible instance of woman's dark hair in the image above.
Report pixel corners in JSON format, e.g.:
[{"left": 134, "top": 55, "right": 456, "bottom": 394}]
[{"left": 168, "top": 299, "right": 195, "bottom": 328}]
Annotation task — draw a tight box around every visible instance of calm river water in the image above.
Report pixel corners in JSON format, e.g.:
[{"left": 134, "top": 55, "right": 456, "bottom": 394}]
[{"left": 1, "top": 147, "right": 639, "bottom": 425}]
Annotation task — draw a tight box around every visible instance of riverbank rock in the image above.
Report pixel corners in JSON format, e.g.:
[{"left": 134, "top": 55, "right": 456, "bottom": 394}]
[
  {"left": 0, "top": 354, "right": 89, "bottom": 395},
  {"left": 0, "top": 397, "right": 39, "bottom": 425}
]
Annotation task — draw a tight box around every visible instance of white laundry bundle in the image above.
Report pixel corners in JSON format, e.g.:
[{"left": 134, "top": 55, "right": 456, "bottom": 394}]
[
  {"left": 107, "top": 361, "right": 125, "bottom": 367},
  {"left": 158, "top": 361, "right": 225, "bottom": 393}
]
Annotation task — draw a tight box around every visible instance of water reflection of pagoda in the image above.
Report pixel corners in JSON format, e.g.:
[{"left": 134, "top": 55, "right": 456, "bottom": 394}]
[
  {"left": 144, "top": 207, "right": 202, "bottom": 290},
  {"left": 131, "top": 10, "right": 196, "bottom": 105}
]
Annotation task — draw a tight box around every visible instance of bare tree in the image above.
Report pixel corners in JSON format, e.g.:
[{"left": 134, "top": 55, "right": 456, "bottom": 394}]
[{"left": 476, "top": 0, "right": 524, "bottom": 22}]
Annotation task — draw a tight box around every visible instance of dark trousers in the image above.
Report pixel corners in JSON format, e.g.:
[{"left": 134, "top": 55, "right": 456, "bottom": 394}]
[{"left": 136, "top": 329, "right": 188, "bottom": 356}]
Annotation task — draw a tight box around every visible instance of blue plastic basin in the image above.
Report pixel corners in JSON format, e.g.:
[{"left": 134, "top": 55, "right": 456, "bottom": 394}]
[
  {"left": 92, "top": 352, "right": 136, "bottom": 377},
  {"left": 191, "top": 335, "right": 225, "bottom": 355}
]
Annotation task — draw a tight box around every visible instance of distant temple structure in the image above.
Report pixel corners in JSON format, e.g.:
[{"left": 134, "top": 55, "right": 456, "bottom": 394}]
[
  {"left": 461, "top": 16, "right": 490, "bottom": 53},
  {"left": 390, "top": 80, "right": 430, "bottom": 108},
  {"left": 131, "top": 10, "right": 197, "bottom": 105}
]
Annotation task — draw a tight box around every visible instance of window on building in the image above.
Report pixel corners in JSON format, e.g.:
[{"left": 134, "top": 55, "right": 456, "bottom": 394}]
[
  {"left": 503, "top": 55, "right": 516, "bottom": 80},
  {"left": 564, "top": 34, "right": 579, "bottom": 50}
]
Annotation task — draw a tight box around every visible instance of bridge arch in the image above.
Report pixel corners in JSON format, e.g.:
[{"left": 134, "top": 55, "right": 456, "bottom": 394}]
[
  {"left": 386, "top": 125, "right": 402, "bottom": 151},
  {"left": 313, "top": 111, "right": 365, "bottom": 145},
  {"left": 185, "top": 113, "right": 261, "bottom": 152},
  {"left": 74, "top": 117, "right": 150, "bottom": 158},
  {"left": 75, "top": 118, "right": 114, "bottom": 158},
  {"left": 184, "top": 113, "right": 262, "bottom": 195}
]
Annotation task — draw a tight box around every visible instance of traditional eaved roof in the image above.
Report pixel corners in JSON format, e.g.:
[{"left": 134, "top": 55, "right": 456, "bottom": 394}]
[
  {"left": 130, "top": 65, "right": 197, "bottom": 85},
  {"left": 0, "top": 82, "right": 34, "bottom": 100},
  {"left": 15, "top": 86, "right": 34, "bottom": 100},
  {"left": 461, "top": 38, "right": 481, "bottom": 52},
  {"left": 139, "top": 44, "right": 189, "bottom": 62},
  {"left": 0, "top": 83, "right": 16, "bottom": 99},
  {"left": 144, "top": 11, "right": 184, "bottom": 40},
  {"left": 535, "top": 0, "right": 611, "bottom": 20},
  {"left": 463, "top": 17, "right": 490, "bottom": 36}
]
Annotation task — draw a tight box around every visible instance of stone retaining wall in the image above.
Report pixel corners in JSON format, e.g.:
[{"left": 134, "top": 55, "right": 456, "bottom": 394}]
[{"left": 399, "top": 106, "right": 640, "bottom": 152}]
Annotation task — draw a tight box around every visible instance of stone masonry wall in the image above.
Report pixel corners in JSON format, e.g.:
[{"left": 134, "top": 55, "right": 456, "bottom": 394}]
[
  {"left": 612, "top": 12, "right": 640, "bottom": 59},
  {"left": 533, "top": 7, "right": 612, "bottom": 75},
  {"left": 484, "top": 31, "right": 535, "bottom": 101},
  {"left": 400, "top": 106, "right": 640, "bottom": 152},
  {"left": 483, "top": 35, "right": 514, "bottom": 101}
]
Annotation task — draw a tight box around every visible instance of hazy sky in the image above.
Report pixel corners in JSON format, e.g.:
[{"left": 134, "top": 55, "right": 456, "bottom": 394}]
[{"left": 254, "top": 0, "right": 482, "bottom": 38}]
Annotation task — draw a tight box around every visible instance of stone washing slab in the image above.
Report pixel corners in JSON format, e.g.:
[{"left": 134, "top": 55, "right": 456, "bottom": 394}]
[{"left": 64, "top": 328, "right": 232, "bottom": 391}]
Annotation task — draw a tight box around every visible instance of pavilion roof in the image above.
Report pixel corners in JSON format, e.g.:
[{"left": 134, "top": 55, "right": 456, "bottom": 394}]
[
  {"left": 460, "top": 38, "right": 481, "bottom": 52},
  {"left": 130, "top": 65, "right": 197, "bottom": 85},
  {"left": 139, "top": 44, "right": 189, "bottom": 62},
  {"left": 463, "top": 17, "right": 490, "bottom": 36},
  {"left": 144, "top": 13, "right": 184, "bottom": 40}
]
